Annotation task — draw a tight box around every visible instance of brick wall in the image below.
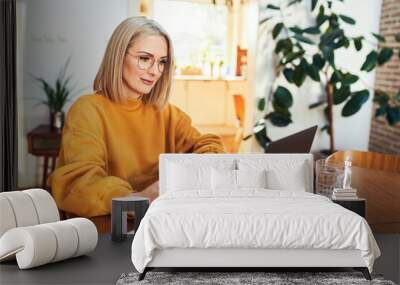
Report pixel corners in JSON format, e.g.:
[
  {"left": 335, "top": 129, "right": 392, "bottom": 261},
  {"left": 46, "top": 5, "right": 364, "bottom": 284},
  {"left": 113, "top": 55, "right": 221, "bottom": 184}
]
[{"left": 369, "top": 0, "right": 400, "bottom": 155}]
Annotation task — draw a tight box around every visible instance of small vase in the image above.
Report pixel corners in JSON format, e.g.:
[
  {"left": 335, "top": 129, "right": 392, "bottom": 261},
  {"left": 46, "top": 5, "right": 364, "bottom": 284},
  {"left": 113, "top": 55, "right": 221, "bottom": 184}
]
[{"left": 50, "top": 111, "right": 65, "bottom": 131}]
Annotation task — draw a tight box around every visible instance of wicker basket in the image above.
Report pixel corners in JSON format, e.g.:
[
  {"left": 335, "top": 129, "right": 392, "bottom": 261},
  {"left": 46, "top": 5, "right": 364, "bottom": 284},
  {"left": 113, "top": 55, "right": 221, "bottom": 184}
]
[{"left": 315, "top": 159, "right": 344, "bottom": 198}]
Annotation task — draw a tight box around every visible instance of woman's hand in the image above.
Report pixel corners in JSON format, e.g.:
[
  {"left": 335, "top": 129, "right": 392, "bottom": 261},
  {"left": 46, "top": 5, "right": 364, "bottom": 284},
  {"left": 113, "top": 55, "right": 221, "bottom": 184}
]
[{"left": 129, "top": 181, "right": 159, "bottom": 203}]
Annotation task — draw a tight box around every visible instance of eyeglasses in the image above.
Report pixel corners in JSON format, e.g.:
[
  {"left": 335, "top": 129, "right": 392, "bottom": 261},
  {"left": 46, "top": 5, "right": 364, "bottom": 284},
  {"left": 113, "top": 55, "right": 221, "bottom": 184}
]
[{"left": 126, "top": 52, "right": 168, "bottom": 74}]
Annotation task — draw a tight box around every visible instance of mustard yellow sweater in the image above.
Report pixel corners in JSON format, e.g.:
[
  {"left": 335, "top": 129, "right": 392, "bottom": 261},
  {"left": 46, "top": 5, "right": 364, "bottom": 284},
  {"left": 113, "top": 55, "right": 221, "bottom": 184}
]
[{"left": 49, "top": 94, "right": 225, "bottom": 217}]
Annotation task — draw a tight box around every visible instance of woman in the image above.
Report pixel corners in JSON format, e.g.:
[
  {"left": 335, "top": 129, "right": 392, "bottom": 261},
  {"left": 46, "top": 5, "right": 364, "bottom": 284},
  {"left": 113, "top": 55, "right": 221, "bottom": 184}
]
[{"left": 49, "top": 17, "right": 225, "bottom": 218}]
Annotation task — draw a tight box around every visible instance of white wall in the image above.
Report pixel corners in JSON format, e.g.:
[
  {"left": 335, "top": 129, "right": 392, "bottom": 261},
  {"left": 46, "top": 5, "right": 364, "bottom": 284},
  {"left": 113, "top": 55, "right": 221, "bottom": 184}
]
[
  {"left": 255, "top": 0, "right": 382, "bottom": 152},
  {"left": 18, "top": 0, "right": 138, "bottom": 187},
  {"left": 333, "top": 0, "right": 382, "bottom": 151}
]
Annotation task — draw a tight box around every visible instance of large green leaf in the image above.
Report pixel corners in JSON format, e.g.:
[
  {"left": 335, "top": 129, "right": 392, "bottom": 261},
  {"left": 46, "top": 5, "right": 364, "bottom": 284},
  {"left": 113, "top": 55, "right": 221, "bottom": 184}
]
[
  {"left": 312, "top": 54, "right": 325, "bottom": 70},
  {"left": 352, "top": 89, "right": 370, "bottom": 100},
  {"left": 311, "top": 0, "right": 318, "bottom": 11},
  {"left": 258, "top": 97, "right": 265, "bottom": 111},
  {"left": 342, "top": 89, "right": 370, "bottom": 116},
  {"left": 317, "top": 6, "right": 328, "bottom": 26},
  {"left": 306, "top": 62, "right": 320, "bottom": 81},
  {"left": 317, "top": 15, "right": 329, "bottom": 27},
  {"left": 320, "top": 125, "right": 329, "bottom": 133},
  {"left": 329, "top": 13, "right": 339, "bottom": 29},
  {"left": 333, "top": 85, "right": 350, "bottom": 104},
  {"left": 283, "top": 68, "right": 294, "bottom": 83},
  {"left": 331, "top": 36, "right": 350, "bottom": 49},
  {"left": 273, "top": 23, "right": 284, "bottom": 39},
  {"left": 377, "top": 47, "right": 394, "bottom": 65},
  {"left": 266, "top": 4, "right": 280, "bottom": 10},
  {"left": 343, "top": 37, "right": 350, "bottom": 48},
  {"left": 293, "top": 64, "right": 307, "bottom": 87},
  {"left": 300, "top": 57, "right": 309, "bottom": 70},
  {"left": 353, "top": 37, "right": 363, "bottom": 51},
  {"left": 272, "top": 99, "right": 291, "bottom": 115},
  {"left": 330, "top": 69, "right": 342, "bottom": 84},
  {"left": 341, "top": 73, "right": 359, "bottom": 85},
  {"left": 386, "top": 107, "right": 400, "bottom": 125},
  {"left": 283, "top": 50, "right": 304, "bottom": 64},
  {"left": 361, "top": 51, "right": 378, "bottom": 72},
  {"left": 309, "top": 100, "right": 326, "bottom": 109},
  {"left": 287, "top": 0, "right": 302, "bottom": 6},
  {"left": 321, "top": 29, "right": 343, "bottom": 46},
  {"left": 274, "top": 86, "right": 293, "bottom": 108},
  {"left": 275, "top": 39, "right": 293, "bottom": 54},
  {"left": 339, "top": 15, "right": 355, "bottom": 25},
  {"left": 372, "top": 33, "right": 386, "bottom": 43},
  {"left": 267, "top": 112, "right": 293, "bottom": 127},
  {"left": 321, "top": 46, "right": 335, "bottom": 65},
  {"left": 289, "top": 26, "right": 303, "bottom": 34},
  {"left": 375, "top": 105, "right": 387, "bottom": 117},
  {"left": 293, "top": 34, "right": 314, "bottom": 44},
  {"left": 259, "top": 17, "right": 272, "bottom": 26},
  {"left": 302, "top": 27, "right": 320, "bottom": 35},
  {"left": 373, "top": 89, "right": 390, "bottom": 105}
]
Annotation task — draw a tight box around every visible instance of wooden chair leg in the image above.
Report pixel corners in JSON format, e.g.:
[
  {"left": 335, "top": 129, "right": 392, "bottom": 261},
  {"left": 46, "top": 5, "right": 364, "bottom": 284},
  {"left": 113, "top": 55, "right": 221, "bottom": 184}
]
[
  {"left": 42, "top": 156, "right": 49, "bottom": 189},
  {"left": 50, "top": 155, "right": 57, "bottom": 172}
]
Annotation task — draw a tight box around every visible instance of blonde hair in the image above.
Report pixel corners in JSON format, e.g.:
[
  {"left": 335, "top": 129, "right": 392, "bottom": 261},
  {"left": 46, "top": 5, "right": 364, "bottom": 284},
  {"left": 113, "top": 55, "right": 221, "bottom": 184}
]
[{"left": 93, "top": 17, "right": 174, "bottom": 109}]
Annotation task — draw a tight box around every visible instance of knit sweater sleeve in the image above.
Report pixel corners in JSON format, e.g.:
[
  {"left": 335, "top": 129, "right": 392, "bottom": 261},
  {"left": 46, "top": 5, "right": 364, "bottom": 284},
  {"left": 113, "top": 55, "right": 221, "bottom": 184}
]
[
  {"left": 171, "top": 105, "right": 226, "bottom": 154},
  {"left": 49, "top": 98, "right": 132, "bottom": 217}
]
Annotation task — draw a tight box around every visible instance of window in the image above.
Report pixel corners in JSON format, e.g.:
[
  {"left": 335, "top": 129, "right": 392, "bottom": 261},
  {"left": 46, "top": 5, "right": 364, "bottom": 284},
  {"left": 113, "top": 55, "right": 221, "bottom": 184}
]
[{"left": 150, "top": 0, "right": 236, "bottom": 77}]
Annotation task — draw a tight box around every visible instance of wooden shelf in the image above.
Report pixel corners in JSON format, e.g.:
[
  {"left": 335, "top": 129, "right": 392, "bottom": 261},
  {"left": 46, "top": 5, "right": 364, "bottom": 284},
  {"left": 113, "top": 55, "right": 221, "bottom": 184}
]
[
  {"left": 196, "top": 124, "right": 237, "bottom": 136},
  {"left": 174, "top": 75, "right": 246, "bottom": 81}
]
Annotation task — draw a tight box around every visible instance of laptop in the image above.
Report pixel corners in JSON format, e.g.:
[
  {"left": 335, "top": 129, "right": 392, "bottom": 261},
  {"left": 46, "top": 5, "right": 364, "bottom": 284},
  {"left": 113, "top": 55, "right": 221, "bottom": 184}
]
[{"left": 264, "top": 125, "right": 318, "bottom": 153}]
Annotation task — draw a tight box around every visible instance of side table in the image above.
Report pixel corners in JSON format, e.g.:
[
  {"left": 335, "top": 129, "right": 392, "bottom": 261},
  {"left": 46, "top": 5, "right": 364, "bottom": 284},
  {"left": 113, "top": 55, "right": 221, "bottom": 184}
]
[
  {"left": 111, "top": 196, "right": 150, "bottom": 242},
  {"left": 27, "top": 125, "right": 61, "bottom": 189},
  {"left": 332, "top": 198, "right": 366, "bottom": 218}
]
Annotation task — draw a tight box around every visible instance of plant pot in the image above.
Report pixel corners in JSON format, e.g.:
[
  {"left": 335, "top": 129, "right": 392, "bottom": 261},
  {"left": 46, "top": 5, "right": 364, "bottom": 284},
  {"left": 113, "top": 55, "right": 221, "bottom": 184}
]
[{"left": 50, "top": 111, "right": 65, "bottom": 130}]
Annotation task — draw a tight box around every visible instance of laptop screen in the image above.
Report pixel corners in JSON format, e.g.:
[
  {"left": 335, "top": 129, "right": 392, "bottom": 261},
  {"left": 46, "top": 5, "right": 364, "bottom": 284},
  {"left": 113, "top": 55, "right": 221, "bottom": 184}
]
[{"left": 264, "top": 125, "right": 318, "bottom": 153}]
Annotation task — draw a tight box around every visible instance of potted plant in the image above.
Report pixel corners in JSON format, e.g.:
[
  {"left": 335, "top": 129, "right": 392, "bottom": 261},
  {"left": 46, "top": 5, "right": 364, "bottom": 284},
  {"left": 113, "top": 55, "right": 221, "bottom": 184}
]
[
  {"left": 32, "top": 58, "right": 74, "bottom": 130},
  {"left": 250, "top": 0, "right": 400, "bottom": 154}
]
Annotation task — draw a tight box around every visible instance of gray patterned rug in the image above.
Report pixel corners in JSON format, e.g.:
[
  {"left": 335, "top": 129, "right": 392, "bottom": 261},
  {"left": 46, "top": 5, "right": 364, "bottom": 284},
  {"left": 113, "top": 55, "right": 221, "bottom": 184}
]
[{"left": 116, "top": 271, "right": 396, "bottom": 285}]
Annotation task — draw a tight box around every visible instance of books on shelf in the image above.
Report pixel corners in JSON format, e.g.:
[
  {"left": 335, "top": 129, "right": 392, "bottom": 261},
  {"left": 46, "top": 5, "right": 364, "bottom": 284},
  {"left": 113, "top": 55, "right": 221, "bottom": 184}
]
[{"left": 332, "top": 188, "right": 358, "bottom": 200}]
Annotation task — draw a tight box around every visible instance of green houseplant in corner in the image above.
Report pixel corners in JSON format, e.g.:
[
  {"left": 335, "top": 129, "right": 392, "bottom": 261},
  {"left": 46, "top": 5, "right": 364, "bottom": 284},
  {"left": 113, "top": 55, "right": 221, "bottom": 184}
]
[
  {"left": 32, "top": 58, "right": 74, "bottom": 130},
  {"left": 251, "top": 0, "right": 400, "bottom": 154}
]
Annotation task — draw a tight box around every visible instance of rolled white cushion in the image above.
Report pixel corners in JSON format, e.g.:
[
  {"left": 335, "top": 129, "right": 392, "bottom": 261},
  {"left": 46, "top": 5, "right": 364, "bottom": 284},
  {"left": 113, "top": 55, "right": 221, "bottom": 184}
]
[
  {"left": 64, "top": 218, "right": 98, "bottom": 257},
  {"left": 0, "top": 196, "right": 17, "bottom": 237},
  {"left": 0, "top": 226, "right": 57, "bottom": 269},
  {"left": 0, "top": 191, "right": 39, "bottom": 227},
  {"left": 23, "top": 189, "right": 59, "bottom": 223},
  {"left": 0, "top": 189, "right": 60, "bottom": 238},
  {"left": 0, "top": 218, "right": 98, "bottom": 269},
  {"left": 42, "top": 221, "right": 79, "bottom": 262}
]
